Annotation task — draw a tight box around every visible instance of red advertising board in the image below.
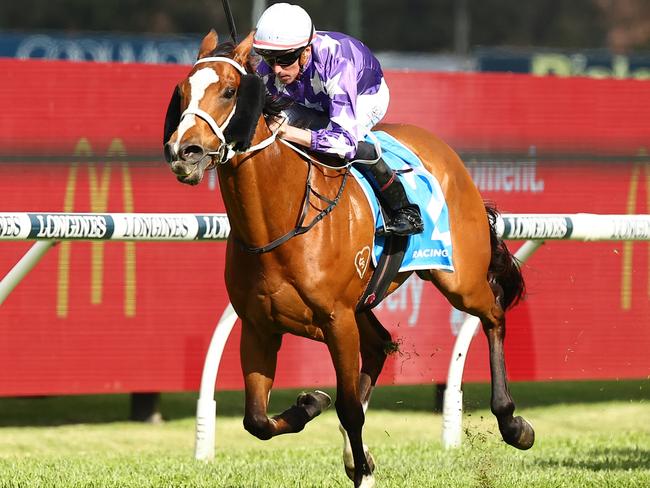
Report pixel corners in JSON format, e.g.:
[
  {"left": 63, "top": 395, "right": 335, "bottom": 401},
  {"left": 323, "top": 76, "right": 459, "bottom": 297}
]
[{"left": 0, "top": 59, "right": 648, "bottom": 396}]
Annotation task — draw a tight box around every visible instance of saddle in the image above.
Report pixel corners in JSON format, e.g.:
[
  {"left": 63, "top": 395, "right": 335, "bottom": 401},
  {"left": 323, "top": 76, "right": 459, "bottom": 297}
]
[{"left": 349, "top": 132, "right": 455, "bottom": 312}]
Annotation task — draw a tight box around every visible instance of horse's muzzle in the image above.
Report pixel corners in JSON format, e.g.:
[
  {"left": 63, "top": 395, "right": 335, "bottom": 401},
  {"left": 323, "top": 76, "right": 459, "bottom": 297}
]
[
  {"left": 164, "top": 141, "right": 207, "bottom": 165},
  {"left": 164, "top": 142, "right": 213, "bottom": 186}
]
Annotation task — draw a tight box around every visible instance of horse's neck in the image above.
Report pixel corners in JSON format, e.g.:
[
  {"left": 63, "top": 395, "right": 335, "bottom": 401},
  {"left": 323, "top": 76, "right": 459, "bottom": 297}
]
[{"left": 218, "top": 123, "right": 309, "bottom": 248}]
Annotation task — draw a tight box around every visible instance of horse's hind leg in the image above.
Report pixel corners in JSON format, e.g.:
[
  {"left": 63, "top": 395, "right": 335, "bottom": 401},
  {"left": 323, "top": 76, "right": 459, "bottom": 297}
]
[
  {"left": 483, "top": 279, "right": 535, "bottom": 449},
  {"left": 340, "top": 310, "right": 391, "bottom": 480},
  {"left": 240, "top": 321, "right": 331, "bottom": 440},
  {"left": 430, "top": 271, "right": 534, "bottom": 450}
]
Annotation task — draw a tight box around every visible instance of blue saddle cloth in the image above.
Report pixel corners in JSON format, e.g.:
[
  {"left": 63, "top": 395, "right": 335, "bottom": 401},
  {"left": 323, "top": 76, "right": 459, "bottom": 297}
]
[{"left": 350, "top": 131, "right": 454, "bottom": 272}]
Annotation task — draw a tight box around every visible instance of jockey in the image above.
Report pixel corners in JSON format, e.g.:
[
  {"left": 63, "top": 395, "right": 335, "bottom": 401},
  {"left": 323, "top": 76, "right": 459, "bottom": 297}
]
[{"left": 253, "top": 3, "right": 423, "bottom": 236}]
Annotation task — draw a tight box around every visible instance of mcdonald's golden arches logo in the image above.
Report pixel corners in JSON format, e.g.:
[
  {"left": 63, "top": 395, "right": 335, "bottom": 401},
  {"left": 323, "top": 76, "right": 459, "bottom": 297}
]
[{"left": 57, "top": 138, "right": 136, "bottom": 318}]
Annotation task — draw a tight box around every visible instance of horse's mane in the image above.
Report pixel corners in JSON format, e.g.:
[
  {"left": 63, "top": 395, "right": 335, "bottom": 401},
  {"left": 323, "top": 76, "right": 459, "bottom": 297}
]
[
  {"left": 210, "top": 42, "right": 236, "bottom": 57},
  {"left": 263, "top": 94, "right": 294, "bottom": 118}
]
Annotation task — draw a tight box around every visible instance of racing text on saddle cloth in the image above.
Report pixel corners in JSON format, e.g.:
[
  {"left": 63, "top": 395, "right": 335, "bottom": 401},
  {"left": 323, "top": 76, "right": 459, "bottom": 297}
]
[{"left": 351, "top": 131, "right": 454, "bottom": 273}]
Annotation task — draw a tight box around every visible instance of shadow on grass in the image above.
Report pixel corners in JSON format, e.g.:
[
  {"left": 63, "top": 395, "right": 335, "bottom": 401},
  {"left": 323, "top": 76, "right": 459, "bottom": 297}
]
[{"left": 0, "top": 379, "right": 648, "bottom": 427}]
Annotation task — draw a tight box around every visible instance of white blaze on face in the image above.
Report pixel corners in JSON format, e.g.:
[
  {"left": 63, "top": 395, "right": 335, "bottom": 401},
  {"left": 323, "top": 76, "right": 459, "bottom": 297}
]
[{"left": 173, "top": 67, "right": 219, "bottom": 152}]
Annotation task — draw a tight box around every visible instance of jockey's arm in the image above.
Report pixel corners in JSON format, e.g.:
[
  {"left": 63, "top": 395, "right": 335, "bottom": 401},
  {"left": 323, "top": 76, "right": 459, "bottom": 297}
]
[{"left": 276, "top": 123, "right": 312, "bottom": 148}]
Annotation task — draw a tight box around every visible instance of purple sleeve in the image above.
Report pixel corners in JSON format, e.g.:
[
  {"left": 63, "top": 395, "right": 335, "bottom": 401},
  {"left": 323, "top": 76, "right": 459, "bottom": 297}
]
[{"left": 309, "top": 58, "right": 360, "bottom": 160}]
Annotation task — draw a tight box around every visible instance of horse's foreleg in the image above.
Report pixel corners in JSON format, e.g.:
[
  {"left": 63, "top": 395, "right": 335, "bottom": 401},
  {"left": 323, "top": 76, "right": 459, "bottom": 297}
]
[
  {"left": 482, "top": 281, "right": 535, "bottom": 450},
  {"left": 327, "top": 310, "right": 375, "bottom": 488},
  {"left": 240, "top": 322, "right": 330, "bottom": 440}
]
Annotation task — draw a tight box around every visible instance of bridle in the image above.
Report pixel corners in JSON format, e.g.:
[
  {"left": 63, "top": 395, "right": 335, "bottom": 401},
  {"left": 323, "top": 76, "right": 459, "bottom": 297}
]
[
  {"left": 178, "top": 56, "right": 280, "bottom": 165},
  {"left": 178, "top": 55, "right": 349, "bottom": 254}
]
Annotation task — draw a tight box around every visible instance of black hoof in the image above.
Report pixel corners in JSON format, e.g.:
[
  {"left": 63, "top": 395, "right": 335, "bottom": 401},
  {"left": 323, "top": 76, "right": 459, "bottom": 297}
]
[
  {"left": 503, "top": 416, "right": 535, "bottom": 450},
  {"left": 296, "top": 390, "right": 331, "bottom": 419}
]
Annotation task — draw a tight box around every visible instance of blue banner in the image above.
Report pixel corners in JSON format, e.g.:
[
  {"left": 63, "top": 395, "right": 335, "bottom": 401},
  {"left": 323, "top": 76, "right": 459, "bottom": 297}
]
[{"left": 0, "top": 31, "right": 200, "bottom": 64}]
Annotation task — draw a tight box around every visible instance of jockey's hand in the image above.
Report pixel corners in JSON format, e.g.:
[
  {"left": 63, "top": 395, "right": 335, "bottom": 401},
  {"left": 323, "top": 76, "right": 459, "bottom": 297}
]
[
  {"left": 266, "top": 115, "right": 287, "bottom": 135},
  {"left": 266, "top": 116, "right": 312, "bottom": 148}
]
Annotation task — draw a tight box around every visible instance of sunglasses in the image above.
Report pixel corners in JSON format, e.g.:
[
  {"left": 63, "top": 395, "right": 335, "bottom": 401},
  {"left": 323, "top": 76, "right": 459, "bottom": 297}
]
[{"left": 258, "top": 47, "right": 306, "bottom": 68}]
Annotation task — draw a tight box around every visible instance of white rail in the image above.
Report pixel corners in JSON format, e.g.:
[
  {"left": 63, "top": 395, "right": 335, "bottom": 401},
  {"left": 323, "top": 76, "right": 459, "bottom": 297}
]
[
  {"left": 3, "top": 212, "right": 649, "bottom": 242},
  {"left": 0, "top": 212, "right": 230, "bottom": 242},
  {"left": 2, "top": 212, "right": 650, "bottom": 457}
]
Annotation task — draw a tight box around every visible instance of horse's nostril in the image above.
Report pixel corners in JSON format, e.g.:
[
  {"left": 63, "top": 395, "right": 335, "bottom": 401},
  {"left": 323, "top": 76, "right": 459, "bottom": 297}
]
[{"left": 179, "top": 144, "right": 205, "bottom": 162}]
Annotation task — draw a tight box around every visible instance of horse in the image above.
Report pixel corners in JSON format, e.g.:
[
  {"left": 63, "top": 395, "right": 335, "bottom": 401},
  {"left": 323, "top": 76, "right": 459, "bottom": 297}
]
[{"left": 163, "top": 30, "right": 534, "bottom": 488}]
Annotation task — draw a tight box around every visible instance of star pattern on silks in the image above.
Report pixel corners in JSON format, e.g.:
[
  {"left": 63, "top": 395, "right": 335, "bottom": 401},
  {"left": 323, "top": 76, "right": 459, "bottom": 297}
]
[
  {"left": 310, "top": 72, "right": 326, "bottom": 96},
  {"left": 324, "top": 133, "right": 354, "bottom": 153},
  {"left": 255, "top": 30, "right": 385, "bottom": 160},
  {"left": 318, "top": 33, "right": 340, "bottom": 53},
  {"left": 331, "top": 112, "right": 358, "bottom": 136},
  {"left": 324, "top": 72, "right": 346, "bottom": 96}
]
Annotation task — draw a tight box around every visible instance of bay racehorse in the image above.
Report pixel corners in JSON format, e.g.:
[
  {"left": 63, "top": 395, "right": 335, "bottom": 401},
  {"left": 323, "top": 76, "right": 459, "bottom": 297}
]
[{"left": 163, "top": 30, "right": 533, "bottom": 488}]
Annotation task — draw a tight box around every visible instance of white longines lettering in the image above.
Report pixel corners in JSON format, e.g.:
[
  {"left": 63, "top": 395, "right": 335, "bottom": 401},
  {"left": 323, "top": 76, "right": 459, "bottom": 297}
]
[
  {"left": 202, "top": 216, "right": 229, "bottom": 239},
  {"left": 35, "top": 215, "right": 107, "bottom": 239},
  {"left": 412, "top": 248, "right": 449, "bottom": 259},
  {"left": 0, "top": 215, "right": 22, "bottom": 237},
  {"left": 613, "top": 220, "right": 650, "bottom": 240},
  {"left": 174, "top": 67, "right": 219, "bottom": 151},
  {"left": 123, "top": 216, "right": 189, "bottom": 239},
  {"left": 507, "top": 217, "right": 569, "bottom": 239}
]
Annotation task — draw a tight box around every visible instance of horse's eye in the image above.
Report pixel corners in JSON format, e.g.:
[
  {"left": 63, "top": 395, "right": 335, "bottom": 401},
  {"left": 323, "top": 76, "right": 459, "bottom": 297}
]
[{"left": 223, "top": 87, "right": 236, "bottom": 99}]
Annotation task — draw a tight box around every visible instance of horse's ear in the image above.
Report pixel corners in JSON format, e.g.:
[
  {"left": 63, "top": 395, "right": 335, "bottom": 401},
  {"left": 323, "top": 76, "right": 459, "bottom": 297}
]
[
  {"left": 198, "top": 29, "right": 219, "bottom": 59},
  {"left": 233, "top": 31, "right": 255, "bottom": 70}
]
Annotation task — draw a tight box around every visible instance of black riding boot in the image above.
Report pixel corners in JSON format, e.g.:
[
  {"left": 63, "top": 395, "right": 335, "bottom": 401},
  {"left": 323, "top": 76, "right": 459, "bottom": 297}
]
[{"left": 353, "top": 142, "right": 424, "bottom": 236}]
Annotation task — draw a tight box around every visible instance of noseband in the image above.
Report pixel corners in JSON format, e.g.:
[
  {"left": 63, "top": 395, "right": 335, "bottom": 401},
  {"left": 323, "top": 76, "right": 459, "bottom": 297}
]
[{"left": 178, "top": 56, "right": 279, "bottom": 165}]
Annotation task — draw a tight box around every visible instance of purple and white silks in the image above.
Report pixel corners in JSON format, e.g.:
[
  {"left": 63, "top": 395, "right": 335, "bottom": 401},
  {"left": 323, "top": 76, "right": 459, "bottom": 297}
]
[{"left": 256, "top": 31, "right": 388, "bottom": 159}]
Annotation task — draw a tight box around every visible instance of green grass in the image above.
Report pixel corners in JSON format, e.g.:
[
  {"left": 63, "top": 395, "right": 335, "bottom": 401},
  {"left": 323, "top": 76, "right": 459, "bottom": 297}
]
[{"left": 0, "top": 380, "right": 649, "bottom": 487}]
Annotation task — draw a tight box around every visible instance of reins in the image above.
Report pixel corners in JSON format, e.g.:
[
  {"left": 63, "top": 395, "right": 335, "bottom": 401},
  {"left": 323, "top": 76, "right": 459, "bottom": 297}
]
[{"left": 189, "top": 54, "right": 349, "bottom": 254}]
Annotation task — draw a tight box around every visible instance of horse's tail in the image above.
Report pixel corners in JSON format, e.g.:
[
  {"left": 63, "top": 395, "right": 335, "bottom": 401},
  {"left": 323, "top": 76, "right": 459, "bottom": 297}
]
[{"left": 485, "top": 203, "right": 526, "bottom": 310}]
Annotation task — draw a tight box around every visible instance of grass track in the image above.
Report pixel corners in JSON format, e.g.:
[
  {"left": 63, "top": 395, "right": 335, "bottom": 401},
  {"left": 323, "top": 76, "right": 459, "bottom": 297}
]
[{"left": 0, "top": 380, "right": 649, "bottom": 487}]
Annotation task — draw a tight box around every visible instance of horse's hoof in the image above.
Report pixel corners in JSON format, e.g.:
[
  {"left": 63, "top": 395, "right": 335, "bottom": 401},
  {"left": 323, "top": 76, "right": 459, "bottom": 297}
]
[
  {"left": 358, "top": 474, "right": 376, "bottom": 488},
  {"left": 296, "top": 390, "right": 331, "bottom": 419},
  {"left": 344, "top": 447, "right": 375, "bottom": 481},
  {"left": 506, "top": 416, "right": 535, "bottom": 450}
]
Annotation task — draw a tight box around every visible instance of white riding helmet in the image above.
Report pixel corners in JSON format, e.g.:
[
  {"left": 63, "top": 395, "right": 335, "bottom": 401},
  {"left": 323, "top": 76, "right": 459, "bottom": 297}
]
[{"left": 253, "top": 3, "right": 316, "bottom": 51}]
